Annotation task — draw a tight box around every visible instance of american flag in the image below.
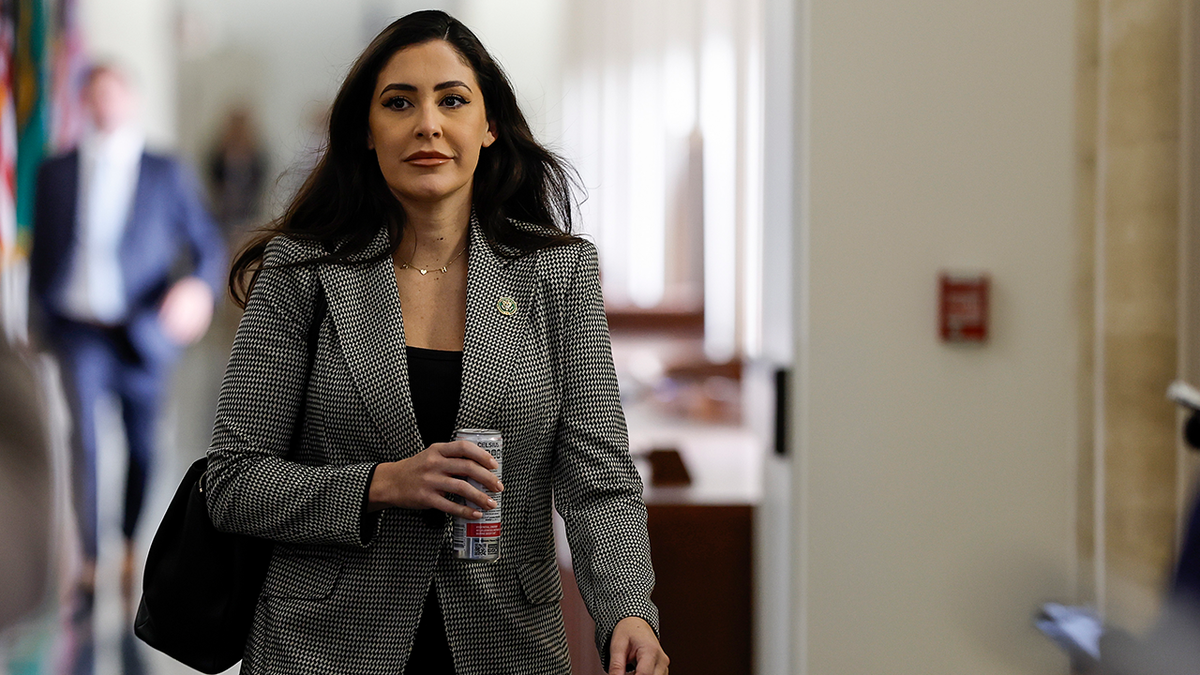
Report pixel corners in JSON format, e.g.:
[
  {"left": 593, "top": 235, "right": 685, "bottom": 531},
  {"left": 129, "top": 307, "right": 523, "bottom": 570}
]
[
  {"left": 0, "top": 0, "right": 16, "bottom": 267},
  {"left": 49, "top": 0, "right": 83, "bottom": 151},
  {"left": 0, "top": 0, "right": 16, "bottom": 340}
]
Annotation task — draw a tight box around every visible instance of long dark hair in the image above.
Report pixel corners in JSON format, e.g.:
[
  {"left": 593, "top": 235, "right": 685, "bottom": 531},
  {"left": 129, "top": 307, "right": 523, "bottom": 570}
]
[{"left": 229, "top": 9, "right": 581, "bottom": 307}]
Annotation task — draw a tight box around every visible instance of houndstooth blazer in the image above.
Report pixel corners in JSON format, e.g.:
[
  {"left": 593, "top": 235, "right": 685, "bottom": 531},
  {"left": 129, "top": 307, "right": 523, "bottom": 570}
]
[{"left": 205, "top": 220, "right": 658, "bottom": 674}]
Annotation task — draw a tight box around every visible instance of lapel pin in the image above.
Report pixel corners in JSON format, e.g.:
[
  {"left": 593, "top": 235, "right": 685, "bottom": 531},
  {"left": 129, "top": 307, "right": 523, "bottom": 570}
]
[{"left": 497, "top": 297, "right": 517, "bottom": 316}]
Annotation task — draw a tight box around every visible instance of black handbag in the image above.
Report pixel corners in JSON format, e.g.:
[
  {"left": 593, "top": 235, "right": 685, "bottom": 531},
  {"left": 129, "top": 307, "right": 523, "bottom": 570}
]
[
  {"left": 134, "top": 288, "right": 325, "bottom": 673},
  {"left": 133, "top": 457, "right": 272, "bottom": 673}
]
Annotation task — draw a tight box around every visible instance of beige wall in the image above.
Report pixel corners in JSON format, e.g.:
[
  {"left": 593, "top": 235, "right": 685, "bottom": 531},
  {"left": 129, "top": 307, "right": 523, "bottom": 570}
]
[{"left": 793, "top": 0, "right": 1081, "bottom": 673}]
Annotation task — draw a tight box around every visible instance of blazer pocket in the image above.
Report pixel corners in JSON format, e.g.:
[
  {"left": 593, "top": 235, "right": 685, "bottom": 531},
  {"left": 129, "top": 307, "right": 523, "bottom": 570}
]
[
  {"left": 261, "top": 550, "right": 344, "bottom": 600},
  {"left": 518, "top": 554, "right": 563, "bottom": 605}
]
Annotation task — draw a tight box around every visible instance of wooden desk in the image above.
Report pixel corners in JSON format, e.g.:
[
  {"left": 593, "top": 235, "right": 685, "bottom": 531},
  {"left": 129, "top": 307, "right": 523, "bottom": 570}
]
[
  {"left": 560, "top": 503, "right": 755, "bottom": 675},
  {"left": 558, "top": 419, "right": 761, "bottom": 674}
]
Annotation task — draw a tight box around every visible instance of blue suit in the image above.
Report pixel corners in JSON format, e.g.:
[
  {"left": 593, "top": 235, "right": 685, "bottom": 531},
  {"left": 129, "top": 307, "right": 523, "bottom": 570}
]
[{"left": 30, "top": 149, "right": 226, "bottom": 559}]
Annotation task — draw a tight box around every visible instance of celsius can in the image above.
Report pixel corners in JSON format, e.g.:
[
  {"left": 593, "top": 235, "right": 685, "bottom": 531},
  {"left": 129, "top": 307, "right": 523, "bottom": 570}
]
[{"left": 451, "top": 428, "right": 503, "bottom": 561}]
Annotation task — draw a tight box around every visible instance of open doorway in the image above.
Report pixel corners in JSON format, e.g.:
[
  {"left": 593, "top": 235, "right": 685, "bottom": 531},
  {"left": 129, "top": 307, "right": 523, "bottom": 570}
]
[{"left": 551, "top": 1, "right": 794, "bottom": 674}]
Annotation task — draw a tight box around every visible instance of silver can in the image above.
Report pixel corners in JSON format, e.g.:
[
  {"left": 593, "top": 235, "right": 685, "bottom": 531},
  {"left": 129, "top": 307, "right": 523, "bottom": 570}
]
[{"left": 451, "top": 428, "right": 503, "bottom": 561}]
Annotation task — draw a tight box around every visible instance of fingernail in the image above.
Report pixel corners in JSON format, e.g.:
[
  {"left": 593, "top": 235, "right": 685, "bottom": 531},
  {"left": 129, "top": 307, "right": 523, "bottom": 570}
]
[
  {"left": 497, "top": 482, "right": 505, "bottom": 492},
  {"left": 487, "top": 498, "right": 497, "bottom": 508}
]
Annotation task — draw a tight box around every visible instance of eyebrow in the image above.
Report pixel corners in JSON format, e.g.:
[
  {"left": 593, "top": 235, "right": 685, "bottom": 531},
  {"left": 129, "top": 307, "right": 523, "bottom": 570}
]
[{"left": 380, "top": 80, "right": 472, "bottom": 95}]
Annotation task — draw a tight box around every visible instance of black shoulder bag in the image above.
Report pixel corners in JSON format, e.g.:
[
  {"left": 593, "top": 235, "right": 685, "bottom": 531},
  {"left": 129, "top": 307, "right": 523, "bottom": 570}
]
[{"left": 134, "top": 288, "right": 327, "bottom": 673}]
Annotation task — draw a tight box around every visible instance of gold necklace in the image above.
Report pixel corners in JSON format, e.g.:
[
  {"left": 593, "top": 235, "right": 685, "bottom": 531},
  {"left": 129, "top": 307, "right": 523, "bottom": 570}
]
[{"left": 398, "top": 237, "right": 467, "bottom": 276}]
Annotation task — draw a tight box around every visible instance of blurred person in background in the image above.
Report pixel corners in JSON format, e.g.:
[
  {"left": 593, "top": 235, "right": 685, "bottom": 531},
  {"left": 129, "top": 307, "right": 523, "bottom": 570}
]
[
  {"left": 27, "top": 63, "right": 226, "bottom": 622},
  {"left": 0, "top": 340, "right": 53, "bottom": 632},
  {"left": 207, "top": 106, "right": 266, "bottom": 246}
]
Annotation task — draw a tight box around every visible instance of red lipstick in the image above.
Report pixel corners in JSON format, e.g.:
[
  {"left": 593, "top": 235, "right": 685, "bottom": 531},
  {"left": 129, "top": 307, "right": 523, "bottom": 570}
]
[{"left": 405, "top": 150, "right": 452, "bottom": 166}]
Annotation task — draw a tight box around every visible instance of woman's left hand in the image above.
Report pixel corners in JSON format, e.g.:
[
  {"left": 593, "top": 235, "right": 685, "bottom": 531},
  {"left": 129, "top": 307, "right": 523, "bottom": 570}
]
[{"left": 608, "top": 616, "right": 668, "bottom": 675}]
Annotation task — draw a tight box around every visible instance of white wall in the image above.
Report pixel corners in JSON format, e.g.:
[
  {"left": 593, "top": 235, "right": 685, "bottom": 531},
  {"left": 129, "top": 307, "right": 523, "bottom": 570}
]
[
  {"left": 757, "top": 0, "right": 797, "bottom": 671},
  {"left": 80, "top": 0, "right": 176, "bottom": 146},
  {"left": 460, "top": 0, "right": 567, "bottom": 146},
  {"left": 793, "top": 0, "right": 1079, "bottom": 673},
  {"left": 174, "top": 0, "right": 374, "bottom": 203},
  {"left": 168, "top": 0, "right": 563, "bottom": 207}
]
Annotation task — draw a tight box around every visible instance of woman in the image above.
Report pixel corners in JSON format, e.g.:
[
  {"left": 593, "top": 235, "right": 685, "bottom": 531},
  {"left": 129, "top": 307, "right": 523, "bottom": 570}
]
[{"left": 205, "top": 10, "right": 668, "bottom": 675}]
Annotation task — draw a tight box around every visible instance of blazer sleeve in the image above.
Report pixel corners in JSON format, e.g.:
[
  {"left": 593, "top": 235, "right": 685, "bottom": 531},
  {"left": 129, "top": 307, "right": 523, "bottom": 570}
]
[
  {"left": 204, "top": 237, "right": 376, "bottom": 548},
  {"left": 167, "top": 158, "right": 227, "bottom": 295},
  {"left": 28, "top": 161, "right": 52, "bottom": 307},
  {"left": 548, "top": 241, "right": 660, "bottom": 667}
]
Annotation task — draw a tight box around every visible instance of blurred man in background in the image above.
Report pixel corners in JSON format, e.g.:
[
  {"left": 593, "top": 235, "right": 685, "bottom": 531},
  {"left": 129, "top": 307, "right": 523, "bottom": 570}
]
[{"left": 27, "top": 63, "right": 225, "bottom": 621}]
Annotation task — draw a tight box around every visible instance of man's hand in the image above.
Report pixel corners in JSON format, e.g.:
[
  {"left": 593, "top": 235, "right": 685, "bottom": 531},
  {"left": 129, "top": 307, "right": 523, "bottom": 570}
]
[
  {"left": 609, "top": 616, "right": 668, "bottom": 675},
  {"left": 158, "top": 276, "right": 214, "bottom": 345}
]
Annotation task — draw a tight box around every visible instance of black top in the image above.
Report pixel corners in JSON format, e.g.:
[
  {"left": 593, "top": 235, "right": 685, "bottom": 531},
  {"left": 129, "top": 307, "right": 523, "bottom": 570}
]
[
  {"left": 406, "top": 346, "right": 463, "bottom": 447},
  {"left": 403, "top": 345, "right": 462, "bottom": 675}
]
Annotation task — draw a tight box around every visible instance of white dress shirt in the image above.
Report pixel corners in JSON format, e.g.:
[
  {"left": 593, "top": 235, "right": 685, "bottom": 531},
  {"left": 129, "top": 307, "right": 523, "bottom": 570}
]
[{"left": 59, "top": 125, "right": 145, "bottom": 325}]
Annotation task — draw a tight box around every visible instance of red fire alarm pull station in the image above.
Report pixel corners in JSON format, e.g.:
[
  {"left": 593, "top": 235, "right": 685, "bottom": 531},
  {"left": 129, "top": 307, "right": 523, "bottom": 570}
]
[{"left": 939, "top": 272, "right": 989, "bottom": 343}]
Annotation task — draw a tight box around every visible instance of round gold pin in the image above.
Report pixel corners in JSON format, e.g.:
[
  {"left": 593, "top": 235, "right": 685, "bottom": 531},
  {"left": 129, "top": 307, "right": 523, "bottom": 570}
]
[{"left": 497, "top": 297, "right": 517, "bottom": 315}]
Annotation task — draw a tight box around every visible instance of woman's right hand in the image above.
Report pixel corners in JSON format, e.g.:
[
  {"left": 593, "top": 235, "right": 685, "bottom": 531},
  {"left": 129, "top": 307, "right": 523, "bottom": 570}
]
[{"left": 366, "top": 440, "right": 503, "bottom": 518}]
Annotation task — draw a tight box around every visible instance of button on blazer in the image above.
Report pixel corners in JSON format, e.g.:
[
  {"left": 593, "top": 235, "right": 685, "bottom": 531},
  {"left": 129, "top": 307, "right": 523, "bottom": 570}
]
[{"left": 205, "top": 221, "right": 658, "bottom": 674}]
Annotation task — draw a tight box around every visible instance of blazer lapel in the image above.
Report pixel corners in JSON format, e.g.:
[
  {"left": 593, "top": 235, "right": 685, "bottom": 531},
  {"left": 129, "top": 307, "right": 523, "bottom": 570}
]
[
  {"left": 317, "top": 221, "right": 534, "bottom": 456},
  {"left": 319, "top": 228, "right": 423, "bottom": 459},
  {"left": 456, "top": 222, "right": 533, "bottom": 431}
]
